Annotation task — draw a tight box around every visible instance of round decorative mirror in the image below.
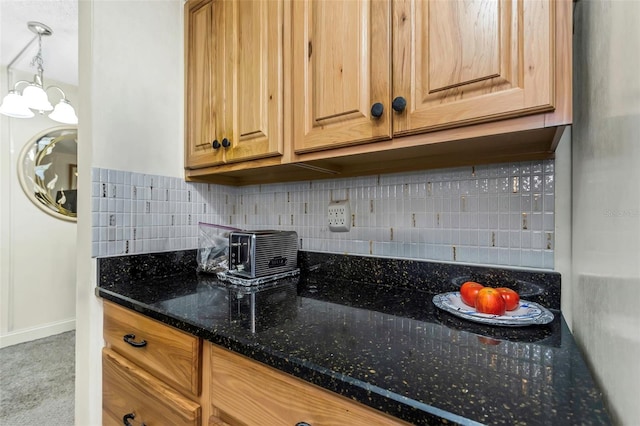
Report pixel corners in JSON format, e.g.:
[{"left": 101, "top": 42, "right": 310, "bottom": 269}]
[{"left": 17, "top": 126, "right": 78, "bottom": 222}]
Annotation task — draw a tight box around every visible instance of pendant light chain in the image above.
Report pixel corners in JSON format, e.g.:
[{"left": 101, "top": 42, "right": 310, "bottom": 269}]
[{"left": 30, "top": 33, "right": 45, "bottom": 79}]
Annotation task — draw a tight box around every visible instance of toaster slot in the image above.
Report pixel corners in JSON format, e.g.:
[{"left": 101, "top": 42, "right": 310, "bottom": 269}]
[{"left": 230, "top": 234, "right": 252, "bottom": 275}]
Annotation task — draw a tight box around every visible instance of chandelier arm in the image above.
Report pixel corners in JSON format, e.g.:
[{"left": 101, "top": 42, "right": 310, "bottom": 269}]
[
  {"left": 45, "top": 86, "right": 69, "bottom": 100},
  {"left": 11, "top": 80, "right": 32, "bottom": 92}
]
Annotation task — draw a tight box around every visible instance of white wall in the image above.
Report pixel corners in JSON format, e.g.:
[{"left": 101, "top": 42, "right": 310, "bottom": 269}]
[
  {"left": 572, "top": 1, "right": 640, "bottom": 424},
  {"left": 76, "top": 1, "right": 184, "bottom": 424},
  {"left": 553, "top": 128, "right": 572, "bottom": 326},
  {"left": 90, "top": 3, "right": 184, "bottom": 177},
  {"left": 0, "top": 68, "right": 78, "bottom": 348}
]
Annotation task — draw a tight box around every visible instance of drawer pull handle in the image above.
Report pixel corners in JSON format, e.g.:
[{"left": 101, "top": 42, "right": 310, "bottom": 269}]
[
  {"left": 295, "top": 423, "right": 311, "bottom": 426},
  {"left": 123, "top": 412, "right": 146, "bottom": 426},
  {"left": 123, "top": 334, "right": 147, "bottom": 348}
]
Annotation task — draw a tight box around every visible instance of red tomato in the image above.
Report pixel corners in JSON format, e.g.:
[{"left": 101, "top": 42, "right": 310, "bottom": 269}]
[
  {"left": 460, "top": 281, "right": 484, "bottom": 307},
  {"left": 496, "top": 287, "right": 520, "bottom": 311},
  {"left": 475, "top": 287, "right": 506, "bottom": 315}
]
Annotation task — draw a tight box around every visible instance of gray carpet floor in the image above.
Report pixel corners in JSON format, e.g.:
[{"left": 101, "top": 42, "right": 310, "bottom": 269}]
[{"left": 0, "top": 331, "right": 75, "bottom": 425}]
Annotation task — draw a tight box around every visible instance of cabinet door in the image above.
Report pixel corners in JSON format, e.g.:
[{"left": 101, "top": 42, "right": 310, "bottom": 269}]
[
  {"left": 185, "top": 0, "right": 225, "bottom": 169},
  {"left": 392, "top": 0, "right": 555, "bottom": 135},
  {"left": 209, "top": 344, "right": 409, "bottom": 426},
  {"left": 292, "top": 0, "right": 392, "bottom": 153},
  {"left": 222, "top": 0, "right": 284, "bottom": 163},
  {"left": 103, "top": 348, "right": 201, "bottom": 426}
]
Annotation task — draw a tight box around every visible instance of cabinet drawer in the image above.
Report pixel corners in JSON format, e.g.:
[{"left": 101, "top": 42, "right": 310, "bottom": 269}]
[
  {"left": 103, "top": 348, "right": 200, "bottom": 426},
  {"left": 209, "top": 344, "right": 409, "bottom": 426},
  {"left": 103, "top": 301, "right": 201, "bottom": 397}
]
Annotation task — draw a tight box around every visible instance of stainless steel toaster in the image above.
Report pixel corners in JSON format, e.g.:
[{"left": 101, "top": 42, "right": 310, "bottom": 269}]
[{"left": 228, "top": 230, "right": 298, "bottom": 279}]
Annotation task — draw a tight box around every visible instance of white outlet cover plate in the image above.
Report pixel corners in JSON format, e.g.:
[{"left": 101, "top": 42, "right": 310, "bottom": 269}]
[{"left": 328, "top": 200, "right": 351, "bottom": 232}]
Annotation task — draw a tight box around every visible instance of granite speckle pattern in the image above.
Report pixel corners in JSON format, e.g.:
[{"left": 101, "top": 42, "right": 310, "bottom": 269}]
[
  {"left": 98, "top": 250, "right": 197, "bottom": 285},
  {"left": 97, "top": 251, "right": 609, "bottom": 425}
]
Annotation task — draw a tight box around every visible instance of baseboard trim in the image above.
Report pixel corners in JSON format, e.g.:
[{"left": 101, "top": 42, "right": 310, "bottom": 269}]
[{"left": 0, "top": 318, "right": 76, "bottom": 348}]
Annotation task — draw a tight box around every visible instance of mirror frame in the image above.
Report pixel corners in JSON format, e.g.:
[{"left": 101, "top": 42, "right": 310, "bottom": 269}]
[{"left": 17, "top": 125, "right": 78, "bottom": 223}]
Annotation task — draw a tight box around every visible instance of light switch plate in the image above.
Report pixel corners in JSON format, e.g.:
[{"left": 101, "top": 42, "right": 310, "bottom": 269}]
[{"left": 328, "top": 200, "right": 351, "bottom": 232}]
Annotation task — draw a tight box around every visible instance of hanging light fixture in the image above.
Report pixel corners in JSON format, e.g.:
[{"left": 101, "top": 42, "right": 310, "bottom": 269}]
[{"left": 0, "top": 21, "right": 78, "bottom": 124}]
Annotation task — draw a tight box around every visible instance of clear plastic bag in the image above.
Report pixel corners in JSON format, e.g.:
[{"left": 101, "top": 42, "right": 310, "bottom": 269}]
[{"left": 196, "top": 223, "right": 241, "bottom": 274}]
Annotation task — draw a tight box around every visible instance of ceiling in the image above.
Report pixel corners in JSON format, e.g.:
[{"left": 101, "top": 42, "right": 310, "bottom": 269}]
[{"left": 1, "top": 0, "right": 78, "bottom": 87}]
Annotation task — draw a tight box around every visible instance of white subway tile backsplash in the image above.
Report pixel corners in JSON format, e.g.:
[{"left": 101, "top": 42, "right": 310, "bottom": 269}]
[{"left": 91, "top": 160, "right": 555, "bottom": 269}]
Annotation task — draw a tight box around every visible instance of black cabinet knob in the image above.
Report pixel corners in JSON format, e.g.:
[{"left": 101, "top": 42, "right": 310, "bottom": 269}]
[
  {"left": 222, "top": 138, "right": 231, "bottom": 148},
  {"left": 370, "top": 102, "right": 384, "bottom": 118},
  {"left": 392, "top": 96, "right": 407, "bottom": 113},
  {"left": 212, "top": 139, "right": 221, "bottom": 149},
  {"left": 295, "top": 423, "right": 311, "bottom": 426}
]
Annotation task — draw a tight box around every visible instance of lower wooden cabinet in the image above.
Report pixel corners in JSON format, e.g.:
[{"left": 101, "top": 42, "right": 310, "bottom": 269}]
[
  {"left": 102, "top": 301, "right": 202, "bottom": 425},
  {"left": 102, "top": 302, "right": 408, "bottom": 425},
  {"left": 208, "top": 343, "right": 409, "bottom": 426},
  {"left": 103, "top": 348, "right": 201, "bottom": 426}
]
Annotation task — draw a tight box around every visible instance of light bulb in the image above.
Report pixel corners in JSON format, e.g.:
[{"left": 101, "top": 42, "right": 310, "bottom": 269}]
[
  {"left": 0, "top": 91, "right": 35, "bottom": 118},
  {"left": 49, "top": 99, "right": 78, "bottom": 124},
  {"left": 22, "top": 83, "right": 53, "bottom": 111}
]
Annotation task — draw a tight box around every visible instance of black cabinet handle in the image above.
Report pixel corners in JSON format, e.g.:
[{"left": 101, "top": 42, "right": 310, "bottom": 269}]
[
  {"left": 295, "top": 423, "right": 311, "bottom": 426},
  {"left": 212, "top": 139, "right": 221, "bottom": 149},
  {"left": 123, "top": 412, "right": 146, "bottom": 426},
  {"left": 123, "top": 334, "right": 147, "bottom": 348},
  {"left": 370, "top": 102, "right": 384, "bottom": 118},
  {"left": 221, "top": 138, "right": 231, "bottom": 148},
  {"left": 392, "top": 96, "right": 407, "bottom": 113}
]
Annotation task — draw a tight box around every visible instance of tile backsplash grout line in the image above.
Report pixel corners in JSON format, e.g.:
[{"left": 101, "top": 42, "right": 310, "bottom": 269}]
[{"left": 90, "top": 160, "right": 555, "bottom": 269}]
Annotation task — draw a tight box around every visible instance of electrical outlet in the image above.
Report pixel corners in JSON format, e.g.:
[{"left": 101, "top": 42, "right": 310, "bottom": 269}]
[{"left": 328, "top": 200, "right": 351, "bottom": 232}]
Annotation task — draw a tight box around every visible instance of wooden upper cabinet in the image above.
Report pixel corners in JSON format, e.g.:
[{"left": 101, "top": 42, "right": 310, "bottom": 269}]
[
  {"left": 223, "top": 0, "right": 284, "bottom": 163},
  {"left": 185, "top": 0, "right": 224, "bottom": 168},
  {"left": 392, "top": 0, "right": 555, "bottom": 135},
  {"left": 292, "top": 0, "right": 392, "bottom": 154},
  {"left": 185, "top": 0, "right": 570, "bottom": 184},
  {"left": 292, "top": 0, "right": 558, "bottom": 153},
  {"left": 185, "top": 0, "right": 284, "bottom": 169}
]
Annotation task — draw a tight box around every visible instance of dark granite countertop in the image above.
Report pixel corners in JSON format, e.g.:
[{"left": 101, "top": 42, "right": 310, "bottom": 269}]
[{"left": 97, "top": 251, "right": 610, "bottom": 425}]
